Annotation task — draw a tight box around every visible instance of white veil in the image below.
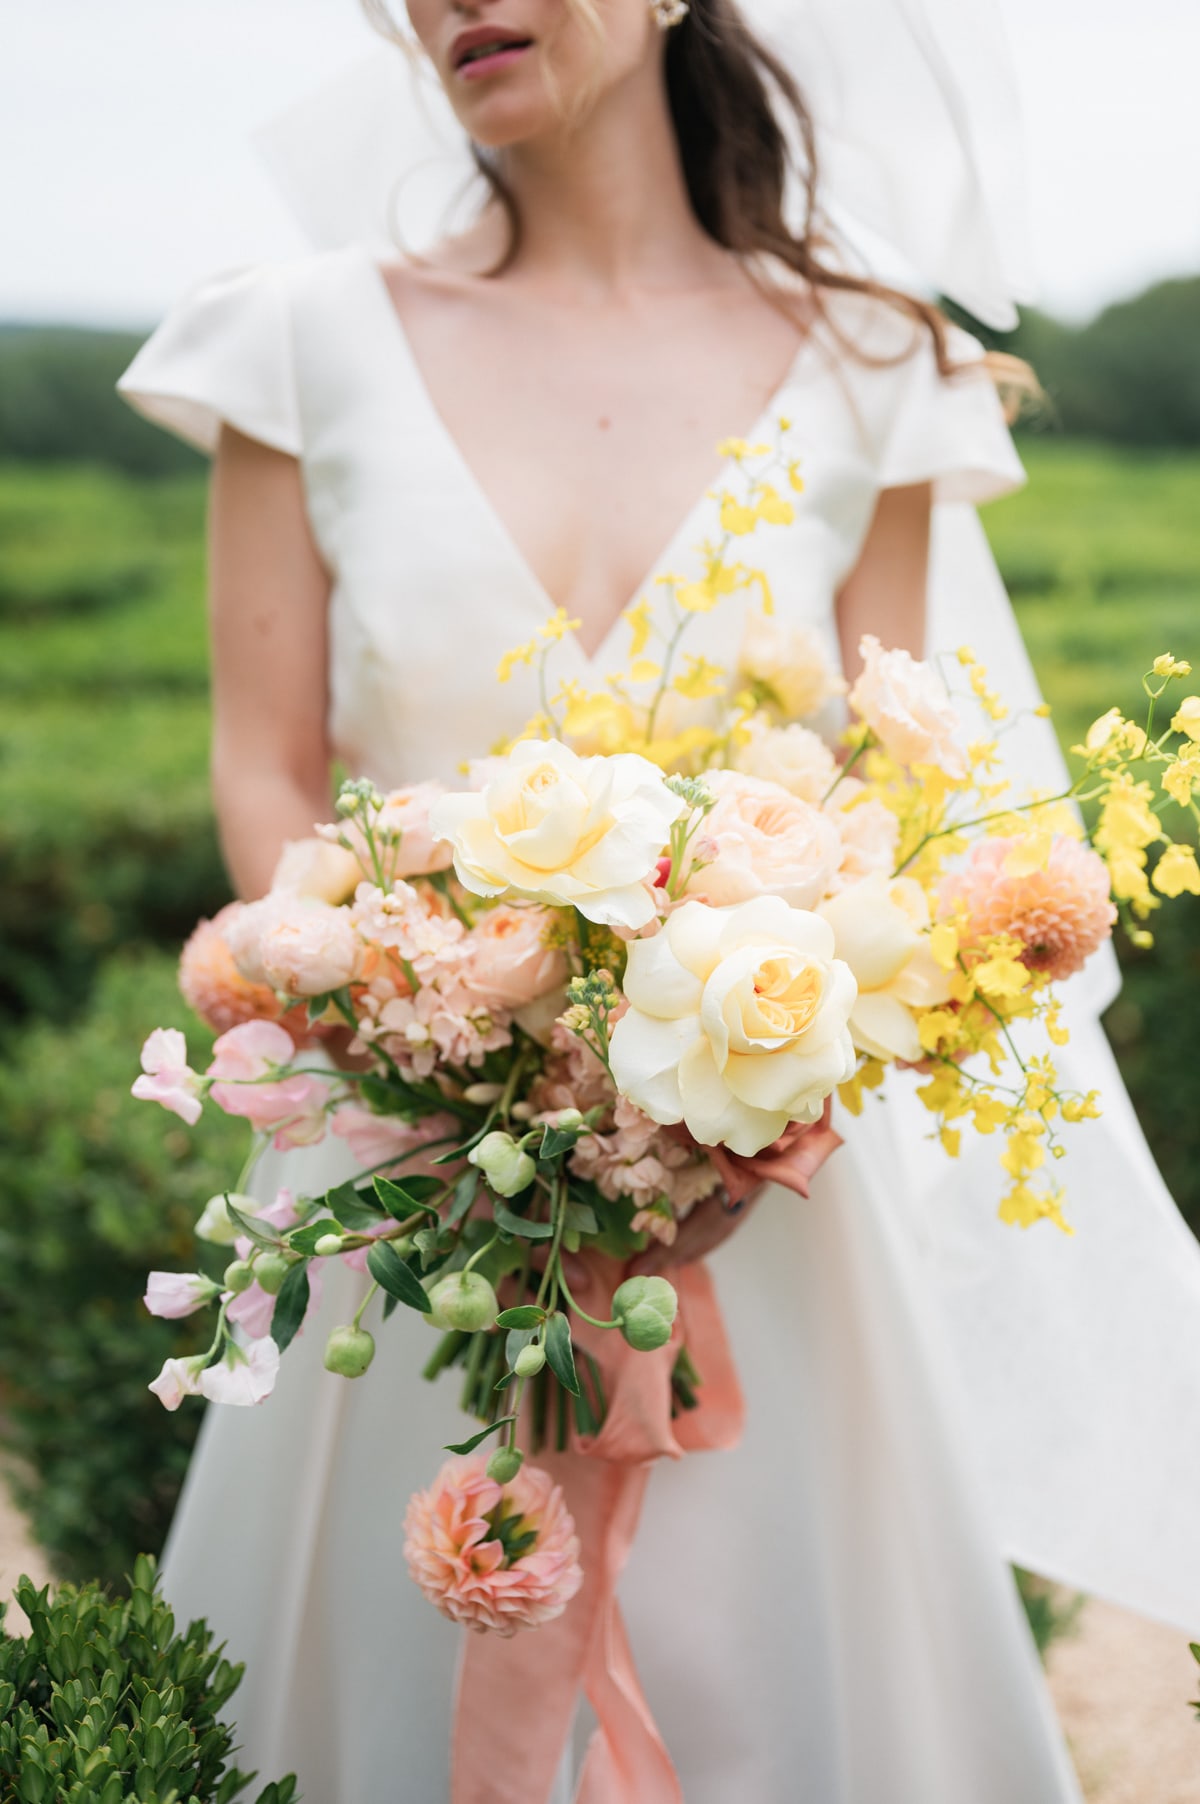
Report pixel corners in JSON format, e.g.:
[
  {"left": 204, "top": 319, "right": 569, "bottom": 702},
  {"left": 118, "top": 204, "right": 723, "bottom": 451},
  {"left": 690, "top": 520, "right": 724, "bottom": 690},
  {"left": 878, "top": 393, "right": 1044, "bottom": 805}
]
[{"left": 251, "top": 2, "right": 1200, "bottom": 1632}]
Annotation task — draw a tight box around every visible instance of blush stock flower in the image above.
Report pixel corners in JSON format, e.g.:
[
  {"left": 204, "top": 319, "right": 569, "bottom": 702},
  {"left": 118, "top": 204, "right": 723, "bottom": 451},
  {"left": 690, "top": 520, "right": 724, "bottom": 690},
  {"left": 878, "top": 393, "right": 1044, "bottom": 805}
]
[
  {"left": 431, "top": 738, "right": 683, "bottom": 930},
  {"left": 404, "top": 1455, "right": 582, "bottom": 1635},
  {"left": 610, "top": 895, "right": 857, "bottom": 1158},
  {"left": 938, "top": 835, "right": 1117, "bottom": 981}
]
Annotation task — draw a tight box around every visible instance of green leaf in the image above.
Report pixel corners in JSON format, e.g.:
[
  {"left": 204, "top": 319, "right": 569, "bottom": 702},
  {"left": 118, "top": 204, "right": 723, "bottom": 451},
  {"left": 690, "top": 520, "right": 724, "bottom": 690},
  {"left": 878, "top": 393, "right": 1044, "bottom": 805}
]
[
  {"left": 326, "top": 1182, "right": 386, "bottom": 1231},
  {"left": 564, "top": 1200, "right": 599, "bottom": 1236},
  {"left": 493, "top": 1370, "right": 518, "bottom": 1391},
  {"left": 222, "top": 1196, "right": 280, "bottom": 1252},
  {"left": 366, "top": 1240, "right": 430, "bottom": 1312},
  {"left": 491, "top": 1195, "right": 555, "bottom": 1240},
  {"left": 413, "top": 1225, "right": 444, "bottom": 1269},
  {"left": 505, "top": 1326, "right": 538, "bottom": 1368},
  {"left": 374, "top": 1175, "right": 441, "bottom": 1221},
  {"left": 270, "top": 1260, "right": 311, "bottom": 1354},
  {"left": 445, "top": 1168, "right": 479, "bottom": 1225},
  {"left": 543, "top": 1312, "right": 580, "bottom": 1397},
  {"left": 494, "top": 1305, "right": 547, "bottom": 1330},
  {"left": 443, "top": 1415, "right": 517, "bottom": 1456},
  {"left": 539, "top": 1123, "right": 582, "bottom": 1162},
  {"left": 305, "top": 991, "right": 333, "bottom": 1026}
]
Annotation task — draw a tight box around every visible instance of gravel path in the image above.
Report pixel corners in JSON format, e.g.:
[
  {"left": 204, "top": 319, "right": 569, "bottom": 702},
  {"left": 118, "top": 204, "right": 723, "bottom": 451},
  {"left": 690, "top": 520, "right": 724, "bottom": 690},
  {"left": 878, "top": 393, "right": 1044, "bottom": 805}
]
[{"left": 1, "top": 1477, "right": 1197, "bottom": 1793}]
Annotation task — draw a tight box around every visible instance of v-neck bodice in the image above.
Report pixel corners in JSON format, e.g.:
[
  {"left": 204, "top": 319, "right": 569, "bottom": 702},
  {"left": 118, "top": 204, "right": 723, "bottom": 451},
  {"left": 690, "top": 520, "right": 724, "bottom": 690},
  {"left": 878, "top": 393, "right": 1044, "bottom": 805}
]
[{"left": 116, "top": 244, "right": 1025, "bottom": 789}]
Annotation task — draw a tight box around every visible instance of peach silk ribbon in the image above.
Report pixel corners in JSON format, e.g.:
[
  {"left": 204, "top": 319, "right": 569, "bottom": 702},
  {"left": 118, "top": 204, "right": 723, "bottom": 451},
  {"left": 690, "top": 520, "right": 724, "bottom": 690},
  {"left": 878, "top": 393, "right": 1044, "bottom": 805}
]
[{"left": 451, "top": 1109, "right": 842, "bottom": 1804}]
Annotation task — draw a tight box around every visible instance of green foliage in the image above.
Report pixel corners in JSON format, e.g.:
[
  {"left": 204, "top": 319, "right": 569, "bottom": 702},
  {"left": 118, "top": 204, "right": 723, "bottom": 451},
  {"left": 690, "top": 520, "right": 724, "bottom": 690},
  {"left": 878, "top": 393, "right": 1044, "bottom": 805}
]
[
  {"left": 0, "top": 326, "right": 203, "bottom": 477},
  {"left": 1015, "top": 1569, "right": 1084, "bottom": 1658},
  {"left": 0, "top": 1554, "right": 294, "bottom": 1803},
  {"left": 0, "top": 952, "right": 242, "bottom": 1586}
]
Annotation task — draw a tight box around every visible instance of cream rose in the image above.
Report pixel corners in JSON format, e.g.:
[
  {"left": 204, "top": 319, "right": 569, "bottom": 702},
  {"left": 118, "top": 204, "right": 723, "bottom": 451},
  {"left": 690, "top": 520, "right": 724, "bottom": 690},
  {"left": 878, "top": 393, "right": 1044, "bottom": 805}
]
[
  {"left": 609, "top": 895, "right": 857, "bottom": 1157},
  {"left": 225, "top": 893, "right": 361, "bottom": 998},
  {"left": 685, "top": 772, "right": 841, "bottom": 911},
  {"left": 272, "top": 836, "right": 364, "bottom": 905},
  {"left": 430, "top": 739, "right": 683, "bottom": 930},
  {"left": 848, "top": 635, "right": 968, "bottom": 778},
  {"left": 737, "top": 611, "right": 843, "bottom": 721},
  {"left": 819, "top": 873, "right": 953, "bottom": 1062},
  {"left": 733, "top": 717, "right": 838, "bottom": 802},
  {"left": 824, "top": 778, "right": 901, "bottom": 893}
]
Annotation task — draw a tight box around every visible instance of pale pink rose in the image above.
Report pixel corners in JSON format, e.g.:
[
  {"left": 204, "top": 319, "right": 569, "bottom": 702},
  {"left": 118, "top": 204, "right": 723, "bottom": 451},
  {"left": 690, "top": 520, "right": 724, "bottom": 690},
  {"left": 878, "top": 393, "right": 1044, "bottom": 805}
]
[
  {"left": 179, "top": 905, "right": 291, "bottom": 1037},
  {"left": 848, "top": 635, "right": 968, "bottom": 779},
  {"left": 825, "top": 779, "right": 901, "bottom": 893},
  {"left": 225, "top": 893, "right": 360, "bottom": 999},
  {"left": 198, "top": 1336, "right": 281, "bottom": 1407},
  {"left": 684, "top": 771, "right": 842, "bottom": 911},
  {"left": 404, "top": 1455, "right": 583, "bottom": 1634},
  {"left": 148, "top": 1355, "right": 206, "bottom": 1411},
  {"left": 143, "top": 1271, "right": 217, "bottom": 1320},
  {"left": 131, "top": 1028, "right": 204, "bottom": 1126},
  {"left": 206, "top": 1020, "right": 328, "bottom": 1149},
  {"left": 734, "top": 717, "right": 838, "bottom": 802},
  {"left": 272, "top": 836, "right": 365, "bottom": 904},
  {"left": 321, "top": 783, "right": 453, "bottom": 879},
  {"left": 461, "top": 905, "right": 567, "bottom": 1011},
  {"left": 938, "top": 835, "right": 1116, "bottom": 981}
]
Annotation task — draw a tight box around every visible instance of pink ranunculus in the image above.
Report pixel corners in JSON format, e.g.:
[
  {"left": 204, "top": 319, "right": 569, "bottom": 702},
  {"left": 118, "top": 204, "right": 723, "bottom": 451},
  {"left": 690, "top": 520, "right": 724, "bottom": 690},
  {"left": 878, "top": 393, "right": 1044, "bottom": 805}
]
[
  {"left": 461, "top": 905, "right": 568, "bottom": 1011},
  {"left": 938, "top": 835, "right": 1117, "bottom": 981},
  {"left": 143, "top": 1271, "right": 217, "bottom": 1320},
  {"left": 848, "top": 635, "right": 968, "bottom": 779},
  {"left": 404, "top": 1456, "right": 583, "bottom": 1635},
  {"left": 206, "top": 1020, "right": 329, "bottom": 1148},
  {"left": 148, "top": 1354, "right": 206, "bottom": 1411},
  {"left": 131, "top": 1027, "right": 204, "bottom": 1126},
  {"left": 684, "top": 771, "right": 842, "bottom": 911},
  {"left": 198, "top": 1336, "right": 281, "bottom": 1407},
  {"left": 224, "top": 893, "right": 361, "bottom": 999}
]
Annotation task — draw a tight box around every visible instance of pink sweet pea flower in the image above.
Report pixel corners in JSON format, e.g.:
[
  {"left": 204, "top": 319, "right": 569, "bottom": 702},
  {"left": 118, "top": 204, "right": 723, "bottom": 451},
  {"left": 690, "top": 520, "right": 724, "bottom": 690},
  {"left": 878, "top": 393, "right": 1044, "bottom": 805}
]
[
  {"left": 148, "top": 1354, "right": 206, "bottom": 1411},
  {"left": 143, "top": 1271, "right": 219, "bottom": 1320},
  {"left": 206, "top": 1020, "right": 328, "bottom": 1149},
  {"left": 131, "top": 1028, "right": 204, "bottom": 1126},
  {"left": 198, "top": 1336, "right": 281, "bottom": 1407}
]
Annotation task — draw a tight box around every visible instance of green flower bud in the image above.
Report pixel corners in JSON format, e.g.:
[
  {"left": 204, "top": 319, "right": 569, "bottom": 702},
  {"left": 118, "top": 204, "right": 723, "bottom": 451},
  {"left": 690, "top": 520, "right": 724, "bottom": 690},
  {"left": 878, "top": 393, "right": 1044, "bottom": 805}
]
[
  {"left": 486, "top": 1445, "right": 525, "bottom": 1484},
  {"left": 551, "top": 1108, "right": 584, "bottom": 1130},
  {"left": 613, "top": 1274, "right": 678, "bottom": 1352},
  {"left": 196, "top": 1191, "right": 259, "bottom": 1247},
  {"left": 514, "top": 1343, "right": 546, "bottom": 1378},
  {"left": 222, "top": 1259, "right": 255, "bottom": 1295},
  {"left": 468, "top": 1130, "right": 537, "bottom": 1198},
  {"left": 254, "top": 1252, "right": 290, "bottom": 1296},
  {"left": 323, "top": 1325, "right": 376, "bottom": 1378},
  {"left": 314, "top": 1233, "right": 345, "bottom": 1258},
  {"left": 426, "top": 1270, "right": 500, "bottom": 1333}
]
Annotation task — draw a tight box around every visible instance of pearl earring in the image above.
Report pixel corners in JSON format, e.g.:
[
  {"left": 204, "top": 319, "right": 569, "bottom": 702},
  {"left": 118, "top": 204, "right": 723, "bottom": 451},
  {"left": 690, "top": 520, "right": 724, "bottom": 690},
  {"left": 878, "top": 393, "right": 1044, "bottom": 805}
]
[{"left": 649, "top": 0, "right": 689, "bottom": 27}]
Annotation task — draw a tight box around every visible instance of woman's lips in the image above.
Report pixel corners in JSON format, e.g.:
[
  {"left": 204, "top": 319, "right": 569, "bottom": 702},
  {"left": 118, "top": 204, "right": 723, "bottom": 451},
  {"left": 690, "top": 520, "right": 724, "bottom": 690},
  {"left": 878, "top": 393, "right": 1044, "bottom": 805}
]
[{"left": 455, "top": 41, "right": 532, "bottom": 80}]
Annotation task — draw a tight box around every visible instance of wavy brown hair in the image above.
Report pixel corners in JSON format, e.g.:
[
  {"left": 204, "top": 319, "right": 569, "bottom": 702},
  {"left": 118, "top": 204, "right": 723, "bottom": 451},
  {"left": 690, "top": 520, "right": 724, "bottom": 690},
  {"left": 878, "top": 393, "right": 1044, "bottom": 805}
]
[{"left": 363, "top": 0, "right": 1032, "bottom": 407}]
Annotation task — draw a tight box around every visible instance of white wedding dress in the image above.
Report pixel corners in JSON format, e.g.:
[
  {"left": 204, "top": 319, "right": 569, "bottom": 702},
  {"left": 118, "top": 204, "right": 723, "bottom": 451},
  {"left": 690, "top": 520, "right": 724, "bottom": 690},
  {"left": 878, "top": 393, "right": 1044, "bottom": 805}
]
[{"left": 117, "top": 245, "right": 1200, "bottom": 1804}]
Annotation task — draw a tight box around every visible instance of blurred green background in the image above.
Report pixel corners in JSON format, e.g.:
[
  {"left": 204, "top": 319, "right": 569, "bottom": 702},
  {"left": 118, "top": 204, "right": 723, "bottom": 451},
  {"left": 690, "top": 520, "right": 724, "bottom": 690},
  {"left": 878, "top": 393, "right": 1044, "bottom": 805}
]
[{"left": 0, "top": 278, "right": 1197, "bottom": 1589}]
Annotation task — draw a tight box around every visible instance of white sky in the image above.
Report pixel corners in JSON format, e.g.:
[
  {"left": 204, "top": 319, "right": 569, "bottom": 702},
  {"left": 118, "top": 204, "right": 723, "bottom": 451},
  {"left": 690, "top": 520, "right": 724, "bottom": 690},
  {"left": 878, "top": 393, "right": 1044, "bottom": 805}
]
[{"left": 1, "top": 0, "right": 1197, "bottom": 328}]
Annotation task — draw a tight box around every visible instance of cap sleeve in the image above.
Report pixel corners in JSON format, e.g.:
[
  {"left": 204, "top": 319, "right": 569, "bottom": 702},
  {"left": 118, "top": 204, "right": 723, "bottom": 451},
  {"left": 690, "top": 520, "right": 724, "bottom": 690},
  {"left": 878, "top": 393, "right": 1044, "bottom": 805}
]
[
  {"left": 876, "top": 321, "right": 1026, "bottom": 506},
  {"left": 116, "top": 262, "right": 301, "bottom": 458}
]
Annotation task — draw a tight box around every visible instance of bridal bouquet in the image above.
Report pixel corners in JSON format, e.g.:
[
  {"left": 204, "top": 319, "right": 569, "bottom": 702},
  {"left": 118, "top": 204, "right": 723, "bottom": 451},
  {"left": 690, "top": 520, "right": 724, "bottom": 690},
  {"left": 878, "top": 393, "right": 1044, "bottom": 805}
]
[{"left": 134, "top": 427, "right": 1199, "bottom": 1637}]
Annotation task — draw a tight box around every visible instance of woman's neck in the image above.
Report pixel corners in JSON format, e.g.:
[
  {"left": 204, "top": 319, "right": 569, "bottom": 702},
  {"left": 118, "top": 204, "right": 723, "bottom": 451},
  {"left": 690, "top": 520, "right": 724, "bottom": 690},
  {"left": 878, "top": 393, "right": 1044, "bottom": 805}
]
[{"left": 492, "top": 59, "right": 726, "bottom": 301}]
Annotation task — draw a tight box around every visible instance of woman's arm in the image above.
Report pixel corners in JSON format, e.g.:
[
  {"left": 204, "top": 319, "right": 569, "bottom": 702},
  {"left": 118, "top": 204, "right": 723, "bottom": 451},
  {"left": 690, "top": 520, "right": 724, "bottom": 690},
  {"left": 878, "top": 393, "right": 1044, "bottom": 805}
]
[
  {"left": 208, "top": 424, "right": 333, "bottom": 899},
  {"left": 834, "top": 480, "right": 933, "bottom": 681}
]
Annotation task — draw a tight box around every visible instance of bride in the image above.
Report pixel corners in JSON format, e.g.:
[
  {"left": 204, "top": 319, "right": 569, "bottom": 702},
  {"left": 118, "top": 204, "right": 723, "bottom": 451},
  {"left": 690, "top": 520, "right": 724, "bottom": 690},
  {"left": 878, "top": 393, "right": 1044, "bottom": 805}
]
[{"left": 118, "top": 0, "right": 1200, "bottom": 1798}]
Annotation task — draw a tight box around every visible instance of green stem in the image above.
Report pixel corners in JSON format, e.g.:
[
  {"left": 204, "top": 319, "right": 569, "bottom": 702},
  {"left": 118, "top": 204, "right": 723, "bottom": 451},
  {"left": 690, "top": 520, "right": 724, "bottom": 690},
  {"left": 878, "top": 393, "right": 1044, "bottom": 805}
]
[
  {"left": 352, "top": 1280, "right": 379, "bottom": 1332},
  {"left": 462, "top": 1232, "right": 500, "bottom": 1277},
  {"left": 555, "top": 1260, "right": 619, "bottom": 1331}
]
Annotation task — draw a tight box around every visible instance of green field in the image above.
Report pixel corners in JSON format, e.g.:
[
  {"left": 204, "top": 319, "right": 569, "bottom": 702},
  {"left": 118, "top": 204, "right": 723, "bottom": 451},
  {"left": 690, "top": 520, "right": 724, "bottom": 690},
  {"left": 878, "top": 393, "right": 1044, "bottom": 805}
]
[{"left": 0, "top": 441, "right": 1197, "bottom": 1582}]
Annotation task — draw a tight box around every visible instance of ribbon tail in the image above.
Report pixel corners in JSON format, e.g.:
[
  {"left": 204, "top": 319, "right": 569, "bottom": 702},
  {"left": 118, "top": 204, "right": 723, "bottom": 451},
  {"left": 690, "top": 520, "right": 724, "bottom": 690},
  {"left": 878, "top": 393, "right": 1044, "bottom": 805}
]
[{"left": 574, "top": 1466, "right": 682, "bottom": 1804}]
